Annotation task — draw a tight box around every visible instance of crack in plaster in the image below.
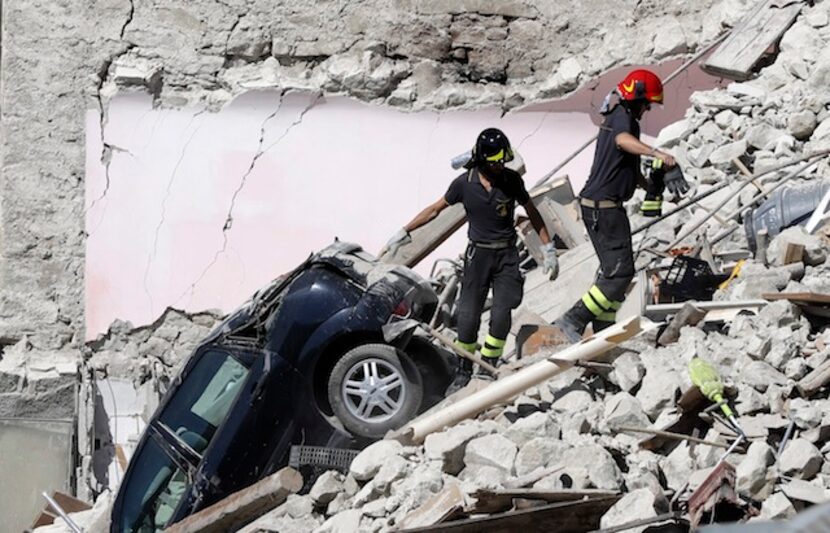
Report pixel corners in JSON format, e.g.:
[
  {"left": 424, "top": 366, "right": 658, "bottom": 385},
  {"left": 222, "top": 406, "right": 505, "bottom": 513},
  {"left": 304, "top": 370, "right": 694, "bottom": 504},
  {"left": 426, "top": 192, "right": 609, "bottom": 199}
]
[
  {"left": 87, "top": 45, "right": 136, "bottom": 221},
  {"left": 174, "top": 92, "right": 323, "bottom": 309},
  {"left": 516, "top": 111, "right": 550, "bottom": 149},
  {"left": 120, "top": 0, "right": 135, "bottom": 40},
  {"left": 143, "top": 118, "right": 206, "bottom": 318}
]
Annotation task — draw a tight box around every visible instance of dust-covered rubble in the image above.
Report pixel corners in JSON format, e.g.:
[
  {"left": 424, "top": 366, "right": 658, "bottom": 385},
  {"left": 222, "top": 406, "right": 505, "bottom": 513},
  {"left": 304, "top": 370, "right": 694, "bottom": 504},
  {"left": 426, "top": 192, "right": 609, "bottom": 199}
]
[{"left": 237, "top": 2, "right": 830, "bottom": 531}]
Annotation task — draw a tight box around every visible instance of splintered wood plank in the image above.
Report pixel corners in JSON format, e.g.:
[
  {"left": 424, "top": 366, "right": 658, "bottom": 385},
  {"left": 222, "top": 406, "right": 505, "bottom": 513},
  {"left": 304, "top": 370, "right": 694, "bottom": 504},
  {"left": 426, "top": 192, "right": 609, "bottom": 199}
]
[
  {"left": 762, "top": 292, "right": 830, "bottom": 304},
  {"left": 702, "top": 0, "right": 803, "bottom": 80},
  {"left": 397, "top": 482, "right": 466, "bottom": 529}
]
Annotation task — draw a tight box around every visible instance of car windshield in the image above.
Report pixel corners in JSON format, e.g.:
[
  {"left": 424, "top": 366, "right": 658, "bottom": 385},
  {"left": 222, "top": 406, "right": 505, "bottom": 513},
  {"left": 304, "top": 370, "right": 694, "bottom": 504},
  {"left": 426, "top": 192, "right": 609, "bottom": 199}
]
[{"left": 118, "top": 350, "right": 250, "bottom": 532}]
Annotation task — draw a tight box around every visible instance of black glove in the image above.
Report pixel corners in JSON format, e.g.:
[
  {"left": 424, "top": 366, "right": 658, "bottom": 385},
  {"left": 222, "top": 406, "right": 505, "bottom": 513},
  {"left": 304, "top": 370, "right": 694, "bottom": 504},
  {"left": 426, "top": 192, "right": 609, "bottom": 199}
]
[
  {"left": 641, "top": 162, "right": 665, "bottom": 217},
  {"left": 665, "top": 166, "right": 690, "bottom": 196}
]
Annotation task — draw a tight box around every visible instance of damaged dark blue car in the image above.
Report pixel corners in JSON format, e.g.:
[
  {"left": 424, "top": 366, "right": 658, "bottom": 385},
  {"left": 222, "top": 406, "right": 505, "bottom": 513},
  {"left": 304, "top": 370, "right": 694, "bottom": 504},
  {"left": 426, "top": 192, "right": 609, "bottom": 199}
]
[{"left": 111, "top": 241, "right": 453, "bottom": 532}]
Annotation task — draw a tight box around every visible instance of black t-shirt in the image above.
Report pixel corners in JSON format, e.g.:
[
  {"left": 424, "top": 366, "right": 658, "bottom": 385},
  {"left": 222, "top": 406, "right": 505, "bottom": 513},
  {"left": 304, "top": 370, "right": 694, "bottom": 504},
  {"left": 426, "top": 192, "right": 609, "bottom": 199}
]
[
  {"left": 580, "top": 105, "right": 641, "bottom": 202},
  {"left": 444, "top": 168, "right": 530, "bottom": 242}
]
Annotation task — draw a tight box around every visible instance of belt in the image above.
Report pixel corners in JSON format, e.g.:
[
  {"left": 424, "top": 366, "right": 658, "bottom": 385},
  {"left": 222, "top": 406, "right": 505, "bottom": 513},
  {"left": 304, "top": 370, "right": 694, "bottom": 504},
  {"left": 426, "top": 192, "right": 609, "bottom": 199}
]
[
  {"left": 579, "top": 197, "right": 622, "bottom": 209},
  {"left": 471, "top": 240, "right": 514, "bottom": 249}
]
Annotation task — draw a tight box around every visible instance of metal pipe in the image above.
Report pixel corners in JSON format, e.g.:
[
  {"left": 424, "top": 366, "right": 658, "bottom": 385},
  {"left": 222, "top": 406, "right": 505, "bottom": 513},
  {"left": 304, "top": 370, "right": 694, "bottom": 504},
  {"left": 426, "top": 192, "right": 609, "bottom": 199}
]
[
  {"left": 666, "top": 151, "right": 830, "bottom": 250},
  {"left": 42, "top": 492, "right": 84, "bottom": 533},
  {"left": 392, "top": 316, "right": 648, "bottom": 444},
  {"left": 530, "top": 32, "right": 730, "bottom": 191}
]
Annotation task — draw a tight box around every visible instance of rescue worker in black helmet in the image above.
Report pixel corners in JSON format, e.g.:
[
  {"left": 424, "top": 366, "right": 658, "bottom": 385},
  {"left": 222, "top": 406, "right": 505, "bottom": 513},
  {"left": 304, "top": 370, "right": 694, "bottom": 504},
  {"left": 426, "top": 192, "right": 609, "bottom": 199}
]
[
  {"left": 383, "top": 128, "right": 556, "bottom": 383},
  {"left": 553, "top": 69, "right": 690, "bottom": 341}
]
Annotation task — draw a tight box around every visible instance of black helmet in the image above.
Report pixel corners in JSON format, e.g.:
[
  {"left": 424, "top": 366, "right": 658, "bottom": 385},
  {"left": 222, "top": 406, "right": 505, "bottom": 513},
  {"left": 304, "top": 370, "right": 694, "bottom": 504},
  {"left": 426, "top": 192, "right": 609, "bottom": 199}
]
[{"left": 465, "top": 127, "right": 514, "bottom": 168}]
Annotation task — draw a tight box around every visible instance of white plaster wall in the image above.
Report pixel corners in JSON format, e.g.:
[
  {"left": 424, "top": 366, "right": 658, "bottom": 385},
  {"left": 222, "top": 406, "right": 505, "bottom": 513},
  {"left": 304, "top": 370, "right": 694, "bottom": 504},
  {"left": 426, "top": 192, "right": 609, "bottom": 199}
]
[
  {"left": 85, "top": 61, "right": 722, "bottom": 338},
  {"left": 86, "top": 92, "right": 599, "bottom": 337}
]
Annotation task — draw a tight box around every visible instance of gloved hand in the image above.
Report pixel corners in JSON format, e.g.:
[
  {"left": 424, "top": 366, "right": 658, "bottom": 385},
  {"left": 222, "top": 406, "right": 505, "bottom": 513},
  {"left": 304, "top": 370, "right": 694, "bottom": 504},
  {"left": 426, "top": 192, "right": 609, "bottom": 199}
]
[
  {"left": 541, "top": 242, "right": 559, "bottom": 280},
  {"left": 664, "top": 166, "right": 690, "bottom": 196},
  {"left": 380, "top": 228, "right": 411, "bottom": 257}
]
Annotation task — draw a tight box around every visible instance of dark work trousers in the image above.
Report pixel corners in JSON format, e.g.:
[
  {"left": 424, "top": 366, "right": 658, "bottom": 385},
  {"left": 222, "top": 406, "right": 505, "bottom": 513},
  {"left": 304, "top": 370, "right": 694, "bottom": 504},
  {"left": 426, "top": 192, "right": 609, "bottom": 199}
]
[
  {"left": 456, "top": 244, "right": 524, "bottom": 346},
  {"left": 563, "top": 205, "right": 635, "bottom": 332},
  {"left": 585, "top": 205, "right": 635, "bottom": 302}
]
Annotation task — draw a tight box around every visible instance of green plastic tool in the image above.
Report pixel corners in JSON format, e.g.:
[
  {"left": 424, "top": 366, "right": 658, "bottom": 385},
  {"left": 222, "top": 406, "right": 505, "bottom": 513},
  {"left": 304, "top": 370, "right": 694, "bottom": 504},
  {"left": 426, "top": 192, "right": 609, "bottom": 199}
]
[{"left": 689, "top": 357, "right": 744, "bottom": 438}]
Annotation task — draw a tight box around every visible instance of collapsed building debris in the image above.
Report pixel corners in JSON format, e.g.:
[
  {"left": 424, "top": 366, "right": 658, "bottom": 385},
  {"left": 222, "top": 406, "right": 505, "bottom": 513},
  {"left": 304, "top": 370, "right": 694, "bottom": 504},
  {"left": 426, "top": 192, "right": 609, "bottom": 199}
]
[{"left": 16, "top": 0, "right": 830, "bottom": 532}]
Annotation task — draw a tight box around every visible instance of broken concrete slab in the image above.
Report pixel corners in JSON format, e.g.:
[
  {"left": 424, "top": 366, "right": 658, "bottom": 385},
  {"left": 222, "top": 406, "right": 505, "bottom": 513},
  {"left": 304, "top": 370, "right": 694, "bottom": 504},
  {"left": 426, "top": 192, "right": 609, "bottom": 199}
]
[
  {"left": 599, "top": 488, "right": 659, "bottom": 533},
  {"left": 463, "top": 433, "right": 518, "bottom": 475},
  {"left": 780, "top": 439, "right": 823, "bottom": 480},
  {"left": 349, "top": 440, "right": 404, "bottom": 482},
  {"left": 736, "top": 441, "right": 775, "bottom": 499}
]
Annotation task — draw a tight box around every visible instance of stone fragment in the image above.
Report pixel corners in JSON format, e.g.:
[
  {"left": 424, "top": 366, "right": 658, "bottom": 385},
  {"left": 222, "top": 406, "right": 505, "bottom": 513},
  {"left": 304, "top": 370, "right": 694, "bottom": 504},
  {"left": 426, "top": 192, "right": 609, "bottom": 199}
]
[
  {"left": 316, "top": 509, "right": 363, "bottom": 533},
  {"left": 788, "top": 110, "right": 818, "bottom": 140},
  {"left": 657, "top": 119, "right": 695, "bottom": 148},
  {"left": 784, "top": 478, "right": 830, "bottom": 505},
  {"left": 736, "top": 441, "right": 775, "bottom": 499},
  {"left": 653, "top": 16, "right": 688, "bottom": 58},
  {"left": 561, "top": 444, "right": 622, "bottom": 490},
  {"left": 768, "top": 227, "right": 828, "bottom": 267},
  {"left": 635, "top": 370, "right": 680, "bottom": 419},
  {"left": 350, "top": 440, "right": 403, "bottom": 481},
  {"left": 310, "top": 471, "right": 345, "bottom": 506},
  {"left": 557, "top": 57, "right": 583, "bottom": 89},
  {"left": 708, "top": 139, "right": 747, "bottom": 166},
  {"left": 780, "top": 439, "right": 822, "bottom": 480},
  {"left": 660, "top": 442, "right": 694, "bottom": 491},
  {"left": 505, "top": 412, "right": 560, "bottom": 447},
  {"left": 459, "top": 464, "right": 507, "bottom": 490},
  {"left": 514, "top": 438, "right": 570, "bottom": 477},
  {"left": 599, "top": 488, "right": 658, "bottom": 533},
  {"left": 550, "top": 386, "right": 593, "bottom": 412},
  {"left": 609, "top": 352, "right": 645, "bottom": 392},
  {"left": 739, "top": 360, "right": 788, "bottom": 392},
  {"left": 759, "top": 492, "right": 796, "bottom": 520},
  {"left": 464, "top": 434, "right": 517, "bottom": 474},
  {"left": 745, "top": 123, "right": 786, "bottom": 150},
  {"left": 373, "top": 455, "right": 410, "bottom": 492},
  {"left": 604, "top": 392, "right": 651, "bottom": 431},
  {"left": 424, "top": 423, "right": 488, "bottom": 475}
]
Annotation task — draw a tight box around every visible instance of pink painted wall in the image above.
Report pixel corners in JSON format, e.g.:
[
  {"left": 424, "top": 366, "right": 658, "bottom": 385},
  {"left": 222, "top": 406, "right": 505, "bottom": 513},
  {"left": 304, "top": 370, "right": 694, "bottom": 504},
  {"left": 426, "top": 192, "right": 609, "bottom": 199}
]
[{"left": 86, "top": 63, "right": 724, "bottom": 338}]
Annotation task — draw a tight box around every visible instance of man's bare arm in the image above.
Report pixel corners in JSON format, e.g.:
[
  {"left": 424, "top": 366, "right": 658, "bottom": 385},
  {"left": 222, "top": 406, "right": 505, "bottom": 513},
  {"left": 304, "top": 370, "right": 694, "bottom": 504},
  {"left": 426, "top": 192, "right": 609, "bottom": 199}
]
[
  {"left": 523, "top": 200, "right": 551, "bottom": 244},
  {"left": 616, "top": 132, "right": 675, "bottom": 167},
  {"left": 403, "top": 197, "right": 450, "bottom": 233}
]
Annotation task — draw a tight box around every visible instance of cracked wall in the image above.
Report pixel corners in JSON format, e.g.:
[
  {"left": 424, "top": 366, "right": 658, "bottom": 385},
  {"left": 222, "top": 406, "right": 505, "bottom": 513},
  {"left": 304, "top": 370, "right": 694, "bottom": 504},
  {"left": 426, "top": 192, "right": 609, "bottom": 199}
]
[{"left": 2, "top": 0, "right": 751, "bottom": 349}]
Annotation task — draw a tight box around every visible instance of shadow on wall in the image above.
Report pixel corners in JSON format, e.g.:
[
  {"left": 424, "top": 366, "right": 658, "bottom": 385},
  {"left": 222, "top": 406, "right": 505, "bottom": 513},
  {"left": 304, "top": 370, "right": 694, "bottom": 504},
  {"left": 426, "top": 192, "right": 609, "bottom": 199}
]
[{"left": 85, "top": 62, "right": 725, "bottom": 339}]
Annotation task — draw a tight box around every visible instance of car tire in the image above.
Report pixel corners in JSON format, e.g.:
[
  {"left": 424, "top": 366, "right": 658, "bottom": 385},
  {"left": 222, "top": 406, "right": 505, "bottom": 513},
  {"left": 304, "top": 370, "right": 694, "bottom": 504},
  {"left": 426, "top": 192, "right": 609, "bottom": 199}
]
[{"left": 328, "top": 343, "right": 423, "bottom": 439}]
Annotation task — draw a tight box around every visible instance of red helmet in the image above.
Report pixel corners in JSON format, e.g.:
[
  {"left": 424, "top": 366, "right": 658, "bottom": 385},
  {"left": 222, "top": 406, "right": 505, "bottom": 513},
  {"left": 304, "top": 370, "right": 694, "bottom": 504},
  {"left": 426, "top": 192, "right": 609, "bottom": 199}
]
[{"left": 617, "top": 69, "right": 663, "bottom": 104}]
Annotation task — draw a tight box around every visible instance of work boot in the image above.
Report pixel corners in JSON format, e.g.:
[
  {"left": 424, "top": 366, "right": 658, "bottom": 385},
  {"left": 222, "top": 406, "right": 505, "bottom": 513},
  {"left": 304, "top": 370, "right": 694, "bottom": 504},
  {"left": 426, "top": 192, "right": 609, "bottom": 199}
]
[
  {"left": 591, "top": 319, "right": 615, "bottom": 334},
  {"left": 476, "top": 355, "right": 501, "bottom": 380},
  {"left": 446, "top": 358, "right": 473, "bottom": 395},
  {"left": 553, "top": 302, "right": 592, "bottom": 344}
]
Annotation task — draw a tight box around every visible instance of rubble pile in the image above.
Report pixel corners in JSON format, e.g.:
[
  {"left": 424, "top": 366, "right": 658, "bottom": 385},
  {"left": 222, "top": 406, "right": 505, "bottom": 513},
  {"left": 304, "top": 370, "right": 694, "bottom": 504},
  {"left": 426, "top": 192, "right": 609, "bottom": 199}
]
[
  {"left": 84, "top": 307, "right": 224, "bottom": 384},
  {"left": 237, "top": 2, "right": 830, "bottom": 531}
]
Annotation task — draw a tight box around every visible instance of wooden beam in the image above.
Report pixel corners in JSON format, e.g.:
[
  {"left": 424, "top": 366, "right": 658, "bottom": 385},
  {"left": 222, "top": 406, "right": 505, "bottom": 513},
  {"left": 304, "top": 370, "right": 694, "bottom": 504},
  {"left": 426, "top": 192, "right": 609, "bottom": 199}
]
[
  {"left": 782, "top": 242, "right": 806, "bottom": 265},
  {"left": 701, "top": 0, "right": 803, "bottom": 80},
  {"left": 536, "top": 197, "right": 586, "bottom": 249},
  {"left": 165, "top": 468, "right": 302, "bottom": 533},
  {"left": 399, "top": 496, "right": 620, "bottom": 533},
  {"left": 797, "top": 359, "right": 830, "bottom": 398},
  {"left": 470, "top": 488, "right": 618, "bottom": 514}
]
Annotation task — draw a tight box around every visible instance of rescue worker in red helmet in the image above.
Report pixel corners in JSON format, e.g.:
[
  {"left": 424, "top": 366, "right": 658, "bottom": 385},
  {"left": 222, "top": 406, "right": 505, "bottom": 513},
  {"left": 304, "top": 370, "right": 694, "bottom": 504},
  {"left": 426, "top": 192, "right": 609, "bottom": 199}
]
[
  {"left": 383, "top": 128, "right": 555, "bottom": 386},
  {"left": 553, "top": 69, "right": 689, "bottom": 340}
]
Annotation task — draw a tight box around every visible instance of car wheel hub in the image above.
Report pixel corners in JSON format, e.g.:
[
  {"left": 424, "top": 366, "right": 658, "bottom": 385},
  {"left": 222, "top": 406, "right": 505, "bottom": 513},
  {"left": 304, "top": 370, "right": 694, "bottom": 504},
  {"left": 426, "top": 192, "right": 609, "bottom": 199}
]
[{"left": 342, "top": 357, "right": 405, "bottom": 423}]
